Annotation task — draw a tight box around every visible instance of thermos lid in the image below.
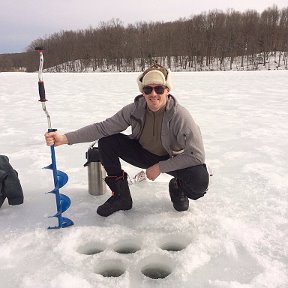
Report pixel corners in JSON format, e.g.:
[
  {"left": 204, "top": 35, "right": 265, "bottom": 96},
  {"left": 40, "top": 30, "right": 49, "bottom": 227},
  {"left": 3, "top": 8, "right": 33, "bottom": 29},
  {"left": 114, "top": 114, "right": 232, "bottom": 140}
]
[{"left": 84, "top": 147, "right": 101, "bottom": 166}]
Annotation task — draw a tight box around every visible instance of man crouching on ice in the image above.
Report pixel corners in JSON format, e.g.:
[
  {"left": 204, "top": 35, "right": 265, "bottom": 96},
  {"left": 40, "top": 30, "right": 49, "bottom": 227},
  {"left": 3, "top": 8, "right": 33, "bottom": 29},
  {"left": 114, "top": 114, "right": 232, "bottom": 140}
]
[{"left": 44, "top": 64, "right": 210, "bottom": 217}]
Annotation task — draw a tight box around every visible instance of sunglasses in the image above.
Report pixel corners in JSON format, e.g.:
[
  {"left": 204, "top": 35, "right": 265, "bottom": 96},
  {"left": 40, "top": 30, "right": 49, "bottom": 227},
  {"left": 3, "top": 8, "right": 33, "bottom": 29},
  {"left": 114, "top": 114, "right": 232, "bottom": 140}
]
[{"left": 143, "top": 85, "right": 166, "bottom": 95}]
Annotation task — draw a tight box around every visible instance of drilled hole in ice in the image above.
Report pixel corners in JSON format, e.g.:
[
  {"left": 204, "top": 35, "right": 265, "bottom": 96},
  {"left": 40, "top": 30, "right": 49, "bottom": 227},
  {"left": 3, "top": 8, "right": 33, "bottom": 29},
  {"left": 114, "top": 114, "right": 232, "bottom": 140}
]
[
  {"left": 160, "top": 242, "right": 187, "bottom": 252},
  {"left": 77, "top": 242, "right": 105, "bottom": 255},
  {"left": 98, "top": 268, "right": 125, "bottom": 278},
  {"left": 112, "top": 239, "right": 141, "bottom": 254},
  {"left": 142, "top": 265, "right": 172, "bottom": 279},
  {"left": 115, "top": 245, "right": 140, "bottom": 254},
  {"left": 159, "top": 233, "right": 190, "bottom": 252},
  {"left": 138, "top": 254, "right": 174, "bottom": 280},
  {"left": 95, "top": 259, "right": 126, "bottom": 278}
]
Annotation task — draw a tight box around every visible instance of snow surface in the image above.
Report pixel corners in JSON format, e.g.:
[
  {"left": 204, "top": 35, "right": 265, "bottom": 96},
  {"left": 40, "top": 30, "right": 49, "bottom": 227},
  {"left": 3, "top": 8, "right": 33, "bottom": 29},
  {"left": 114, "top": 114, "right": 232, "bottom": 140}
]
[{"left": 0, "top": 71, "right": 287, "bottom": 288}]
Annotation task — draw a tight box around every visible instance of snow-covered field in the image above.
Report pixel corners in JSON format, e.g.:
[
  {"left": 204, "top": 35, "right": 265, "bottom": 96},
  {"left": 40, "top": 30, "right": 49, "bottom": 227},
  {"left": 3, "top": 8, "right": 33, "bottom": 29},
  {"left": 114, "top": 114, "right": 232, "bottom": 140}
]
[{"left": 0, "top": 71, "right": 287, "bottom": 288}]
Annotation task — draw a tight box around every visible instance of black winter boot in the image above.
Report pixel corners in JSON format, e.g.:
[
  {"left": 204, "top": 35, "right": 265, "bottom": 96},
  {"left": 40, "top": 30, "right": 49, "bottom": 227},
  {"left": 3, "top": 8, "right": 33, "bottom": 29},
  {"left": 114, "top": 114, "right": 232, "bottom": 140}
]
[
  {"left": 169, "top": 178, "right": 189, "bottom": 212},
  {"left": 0, "top": 192, "right": 6, "bottom": 208},
  {"left": 97, "top": 172, "right": 132, "bottom": 217}
]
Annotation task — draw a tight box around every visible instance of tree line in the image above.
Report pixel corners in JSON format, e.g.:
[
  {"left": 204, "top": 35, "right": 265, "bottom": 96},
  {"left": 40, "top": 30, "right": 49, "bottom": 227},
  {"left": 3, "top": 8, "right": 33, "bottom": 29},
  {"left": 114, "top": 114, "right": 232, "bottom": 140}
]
[{"left": 1, "top": 5, "right": 288, "bottom": 72}]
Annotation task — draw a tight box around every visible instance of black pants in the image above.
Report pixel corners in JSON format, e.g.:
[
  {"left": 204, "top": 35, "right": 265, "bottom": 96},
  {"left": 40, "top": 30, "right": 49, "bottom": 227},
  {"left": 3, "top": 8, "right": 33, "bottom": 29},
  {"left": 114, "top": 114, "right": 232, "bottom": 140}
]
[{"left": 98, "top": 134, "right": 209, "bottom": 200}]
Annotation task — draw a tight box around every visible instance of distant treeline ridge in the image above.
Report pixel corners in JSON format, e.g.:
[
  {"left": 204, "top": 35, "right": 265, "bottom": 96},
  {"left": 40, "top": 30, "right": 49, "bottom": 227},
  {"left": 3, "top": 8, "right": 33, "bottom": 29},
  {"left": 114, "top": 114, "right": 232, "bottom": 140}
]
[{"left": 0, "top": 5, "right": 287, "bottom": 72}]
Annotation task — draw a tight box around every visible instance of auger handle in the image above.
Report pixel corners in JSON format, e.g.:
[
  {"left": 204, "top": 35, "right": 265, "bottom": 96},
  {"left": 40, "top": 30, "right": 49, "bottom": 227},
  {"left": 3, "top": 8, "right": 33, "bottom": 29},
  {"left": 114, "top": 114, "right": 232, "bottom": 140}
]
[
  {"left": 38, "top": 81, "right": 46, "bottom": 102},
  {"left": 35, "top": 47, "right": 47, "bottom": 102}
]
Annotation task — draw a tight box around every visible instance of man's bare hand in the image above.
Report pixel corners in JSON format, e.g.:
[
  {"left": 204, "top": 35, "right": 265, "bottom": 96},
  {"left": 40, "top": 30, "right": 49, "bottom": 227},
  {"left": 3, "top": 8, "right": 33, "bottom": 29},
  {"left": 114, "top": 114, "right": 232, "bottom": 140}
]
[
  {"left": 146, "top": 163, "right": 161, "bottom": 181},
  {"left": 44, "top": 131, "right": 68, "bottom": 147}
]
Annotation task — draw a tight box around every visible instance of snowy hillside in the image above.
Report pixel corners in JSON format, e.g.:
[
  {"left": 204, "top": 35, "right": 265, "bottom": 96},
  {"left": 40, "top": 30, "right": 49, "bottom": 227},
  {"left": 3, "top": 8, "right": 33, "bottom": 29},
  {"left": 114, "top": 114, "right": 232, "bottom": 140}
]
[
  {"left": 0, "top": 71, "right": 287, "bottom": 288},
  {"left": 45, "top": 52, "right": 288, "bottom": 73}
]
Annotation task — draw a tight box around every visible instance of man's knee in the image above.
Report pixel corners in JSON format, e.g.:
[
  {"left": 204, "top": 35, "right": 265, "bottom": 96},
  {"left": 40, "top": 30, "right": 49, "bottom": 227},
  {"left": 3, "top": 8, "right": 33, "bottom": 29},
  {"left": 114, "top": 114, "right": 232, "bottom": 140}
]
[
  {"left": 98, "top": 135, "right": 115, "bottom": 149},
  {"left": 185, "top": 188, "right": 206, "bottom": 200},
  {"left": 178, "top": 164, "right": 209, "bottom": 200}
]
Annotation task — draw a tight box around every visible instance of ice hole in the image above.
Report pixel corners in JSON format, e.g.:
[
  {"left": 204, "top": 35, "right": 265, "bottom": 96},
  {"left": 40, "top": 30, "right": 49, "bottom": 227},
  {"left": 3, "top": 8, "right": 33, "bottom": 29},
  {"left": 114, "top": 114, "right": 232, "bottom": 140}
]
[
  {"left": 95, "top": 259, "right": 126, "bottom": 278},
  {"left": 138, "top": 254, "right": 174, "bottom": 280},
  {"left": 142, "top": 265, "right": 172, "bottom": 279},
  {"left": 98, "top": 268, "right": 125, "bottom": 278},
  {"left": 160, "top": 242, "right": 186, "bottom": 252},
  {"left": 159, "top": 233, "right": 191, "bottom": 252},
  {"left": 112, "top": 238, "right": 141, "bottom": 254},
  {"left": 77, "top": 241, "right": 106, "bottom": 255}
]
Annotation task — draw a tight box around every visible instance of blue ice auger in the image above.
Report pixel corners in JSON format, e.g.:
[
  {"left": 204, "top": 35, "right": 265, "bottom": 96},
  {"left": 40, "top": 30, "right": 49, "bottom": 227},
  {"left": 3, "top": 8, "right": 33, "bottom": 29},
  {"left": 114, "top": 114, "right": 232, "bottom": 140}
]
[{"left": 35, "top": 47, "right": 74, "bottom": 229}]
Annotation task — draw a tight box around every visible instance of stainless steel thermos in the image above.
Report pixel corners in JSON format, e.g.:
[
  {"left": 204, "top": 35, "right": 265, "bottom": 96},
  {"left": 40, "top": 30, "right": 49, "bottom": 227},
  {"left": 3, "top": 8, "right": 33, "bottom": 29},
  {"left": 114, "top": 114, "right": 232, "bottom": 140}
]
[{"left": 84, "top": 146, "right": 107, "bottom": 195}]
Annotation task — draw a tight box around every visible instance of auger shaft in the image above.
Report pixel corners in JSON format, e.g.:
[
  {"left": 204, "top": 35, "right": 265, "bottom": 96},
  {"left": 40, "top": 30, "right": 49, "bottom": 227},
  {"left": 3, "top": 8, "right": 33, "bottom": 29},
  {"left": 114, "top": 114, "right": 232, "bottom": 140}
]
[{"left": 35, "top": 47, "right": 73, "bottom": 229}]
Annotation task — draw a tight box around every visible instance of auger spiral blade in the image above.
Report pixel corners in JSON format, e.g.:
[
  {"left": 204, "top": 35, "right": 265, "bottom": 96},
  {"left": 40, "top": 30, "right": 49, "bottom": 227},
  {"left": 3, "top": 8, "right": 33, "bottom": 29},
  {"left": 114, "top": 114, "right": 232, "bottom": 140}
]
[
  {"left": 47, "top": 189, "right": 71, "bottom": 213},
  {"left": 44, "top": 162, "right": 73, "bottom": 229},
  {"left": 48, "top": 216, "right": 74, "bottom": 229},
  {"left": 44, "top": 165, "right": 68, "bottom": 188},
  {"left": 59, "top": 193, "right": 71, "bottom": 213}
]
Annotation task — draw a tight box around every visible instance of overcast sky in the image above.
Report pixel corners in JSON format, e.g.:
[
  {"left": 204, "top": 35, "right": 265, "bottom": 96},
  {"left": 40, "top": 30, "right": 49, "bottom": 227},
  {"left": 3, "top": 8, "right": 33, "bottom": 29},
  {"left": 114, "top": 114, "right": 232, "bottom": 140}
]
[{"left": 1, "top": 0, "right": 287, "bottom": 54}]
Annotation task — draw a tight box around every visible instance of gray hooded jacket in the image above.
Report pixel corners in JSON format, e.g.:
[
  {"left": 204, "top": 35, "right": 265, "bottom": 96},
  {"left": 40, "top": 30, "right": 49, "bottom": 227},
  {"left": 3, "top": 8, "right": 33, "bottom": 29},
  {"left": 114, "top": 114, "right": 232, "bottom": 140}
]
[{"left": 65, "top": 95, "right": 205, "bottom": 173}]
